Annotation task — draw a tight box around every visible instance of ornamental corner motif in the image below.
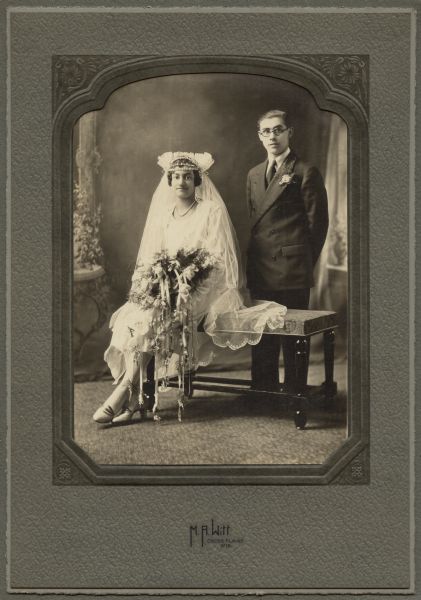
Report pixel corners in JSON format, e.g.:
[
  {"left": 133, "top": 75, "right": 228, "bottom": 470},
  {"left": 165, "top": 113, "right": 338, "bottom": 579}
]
[
  {"left": 53, "top": 55, "right": 129, "bottom": 113},
  {"left": 289, "top": 54, "right": 368, "bottom": 112},
  {"left": 332, "top": 446, "right": 370, "bottom": 485},
  {"left": 53, "top": 447, "right": 91, "bottom": 485}
]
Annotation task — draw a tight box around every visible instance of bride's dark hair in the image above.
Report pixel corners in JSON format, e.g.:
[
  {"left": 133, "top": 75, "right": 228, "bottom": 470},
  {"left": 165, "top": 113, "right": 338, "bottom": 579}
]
[
  {"left": 167, "top": 157, "right": 202, "bottom": 187},
  {"left": 167, "top": 169, "right": 202, "bottom": 187}
]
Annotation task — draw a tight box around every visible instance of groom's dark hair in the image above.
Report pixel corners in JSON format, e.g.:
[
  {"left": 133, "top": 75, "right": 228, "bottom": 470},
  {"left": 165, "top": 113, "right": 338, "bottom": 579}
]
[{"left": 257, "top": 109, "right": 290, "bottom": 129}]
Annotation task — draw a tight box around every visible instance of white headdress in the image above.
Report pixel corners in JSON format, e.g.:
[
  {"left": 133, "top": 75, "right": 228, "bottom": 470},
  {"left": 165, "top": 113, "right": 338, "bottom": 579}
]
[{"left": 157, "top": 151, "right": 214, "bottom": 174}]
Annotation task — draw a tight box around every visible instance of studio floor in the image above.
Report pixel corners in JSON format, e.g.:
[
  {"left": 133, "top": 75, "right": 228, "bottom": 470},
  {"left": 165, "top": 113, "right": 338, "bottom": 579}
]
[{"left": 74, "top": 359, "right": 348, "bottom": 465}]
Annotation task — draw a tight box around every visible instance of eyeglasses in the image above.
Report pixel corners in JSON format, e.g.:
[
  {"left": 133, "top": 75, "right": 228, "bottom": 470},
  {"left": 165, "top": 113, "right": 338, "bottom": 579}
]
[{"left": 258, "top": 126, "right": 289, "bottom": 137}]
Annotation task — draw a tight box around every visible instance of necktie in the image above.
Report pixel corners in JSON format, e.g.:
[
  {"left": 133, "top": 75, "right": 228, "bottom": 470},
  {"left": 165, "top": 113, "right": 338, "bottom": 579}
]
[{"left": 266, "top": 162, "right": 277, "bottom": 187}]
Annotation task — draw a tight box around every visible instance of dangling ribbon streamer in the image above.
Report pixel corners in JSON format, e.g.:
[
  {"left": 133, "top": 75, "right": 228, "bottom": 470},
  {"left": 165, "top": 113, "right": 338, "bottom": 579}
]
[
  {"left": 153, "top": 347, "right": 161, "bottom": 422},
  {"left": 138, "top": 356, "right": 144, "bottom": 409}
]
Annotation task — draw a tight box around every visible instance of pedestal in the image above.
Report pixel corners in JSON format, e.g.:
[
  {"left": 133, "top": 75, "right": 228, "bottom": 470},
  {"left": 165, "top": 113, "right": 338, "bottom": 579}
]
[{"left": 73, "top": 265, "right": 109, "bottom": 367}]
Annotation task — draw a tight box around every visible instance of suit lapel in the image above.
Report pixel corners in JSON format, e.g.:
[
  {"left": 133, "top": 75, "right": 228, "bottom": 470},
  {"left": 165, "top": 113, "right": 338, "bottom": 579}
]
[
  {"left": 251, "top": 160, "right": 267, "bottom": 206},
  {"left": 251, "top": 152, "right": 297, "bottom": 229}
]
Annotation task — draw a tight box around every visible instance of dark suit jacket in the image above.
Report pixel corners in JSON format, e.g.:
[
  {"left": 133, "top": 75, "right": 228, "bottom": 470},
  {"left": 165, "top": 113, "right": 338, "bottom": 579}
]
[{"left": 246, "top": 151, "right": 329, "bottom": 292}]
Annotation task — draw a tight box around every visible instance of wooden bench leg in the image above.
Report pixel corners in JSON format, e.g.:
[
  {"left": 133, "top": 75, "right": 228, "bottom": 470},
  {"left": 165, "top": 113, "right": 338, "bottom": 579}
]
[
  {"left": 183, "top": 371, "right": 194, "bottom": 398},
  {"left": 324, "top": 329, "right": 335, "bottom": 384},
  {"left": 294, "top": 337, "right": 309, "bottom": 429},
  {"left": 323, "top": 329, "right": 337, "bottom": 409}
]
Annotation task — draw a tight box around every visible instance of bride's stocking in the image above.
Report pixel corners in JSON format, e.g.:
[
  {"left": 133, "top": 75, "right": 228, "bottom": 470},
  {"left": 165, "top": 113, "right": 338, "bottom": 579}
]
[
  {"left": 136, "top": 353, "right": 154, "bottom": 411},
  {"left": 110, "top": 353, "right": 153, "bottom": 424}
]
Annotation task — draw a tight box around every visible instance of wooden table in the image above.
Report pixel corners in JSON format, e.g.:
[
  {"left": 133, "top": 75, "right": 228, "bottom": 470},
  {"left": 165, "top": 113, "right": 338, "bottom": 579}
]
[{"left": 170, "top": 309, "right": 338, "bottom": 429}]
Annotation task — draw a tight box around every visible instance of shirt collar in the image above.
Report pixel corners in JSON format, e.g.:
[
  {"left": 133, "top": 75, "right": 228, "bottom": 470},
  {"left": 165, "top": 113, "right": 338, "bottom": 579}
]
[{"left": 268, "top": 147, "right": 291, "bottom": 169}]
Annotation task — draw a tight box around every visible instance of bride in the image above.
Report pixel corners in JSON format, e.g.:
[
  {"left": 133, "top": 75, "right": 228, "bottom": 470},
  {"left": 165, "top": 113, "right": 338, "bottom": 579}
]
[{"left": 93, "top": 152, "right": 286, "bottom": 424}]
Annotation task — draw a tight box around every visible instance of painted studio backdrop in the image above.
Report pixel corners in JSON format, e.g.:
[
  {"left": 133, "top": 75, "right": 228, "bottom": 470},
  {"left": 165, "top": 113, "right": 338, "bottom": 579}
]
[{"left": 73, "top": 73, "right": 347, "bottom": 379}]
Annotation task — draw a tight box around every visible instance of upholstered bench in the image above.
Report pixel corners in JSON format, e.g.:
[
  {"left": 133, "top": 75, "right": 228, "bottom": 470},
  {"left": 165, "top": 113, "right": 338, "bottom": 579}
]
[{"left": 169, "top": 309, "right": 338, "bottom": 429}]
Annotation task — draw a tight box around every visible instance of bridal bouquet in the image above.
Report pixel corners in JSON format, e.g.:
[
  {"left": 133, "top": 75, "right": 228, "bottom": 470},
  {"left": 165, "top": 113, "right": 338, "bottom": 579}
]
[
  {"left": 128, "top": 248, "right": 215, "bottom": 311},
  {"left": 128, "top": 248, "right": 216, "bottom": 421}
]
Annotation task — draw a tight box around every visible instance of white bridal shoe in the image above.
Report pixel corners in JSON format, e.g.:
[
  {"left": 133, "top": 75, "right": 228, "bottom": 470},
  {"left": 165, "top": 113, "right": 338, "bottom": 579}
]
[
  {"left": 92, "top": 403, "right": 120, "bottom": 423},
  {"left": 93, "top": 379, "right": 134, "bottom": 423},
  {"left": 111, "top": 404, "right": 143, "bottom": 424},
  {"left": 112, "top": 383, "right": 155, "bottom": 424}
]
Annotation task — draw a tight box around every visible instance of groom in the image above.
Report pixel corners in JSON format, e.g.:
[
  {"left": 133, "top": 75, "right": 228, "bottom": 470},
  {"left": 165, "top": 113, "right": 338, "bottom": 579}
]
[{"left": 246, "top": 109, "right": 329, "bottom": 393}]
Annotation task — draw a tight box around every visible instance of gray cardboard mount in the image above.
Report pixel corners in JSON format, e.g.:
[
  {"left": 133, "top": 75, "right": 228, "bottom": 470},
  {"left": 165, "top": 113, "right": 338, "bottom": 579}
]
[{"left": 1, "top": 2, "right": 419, "bottom": 598}]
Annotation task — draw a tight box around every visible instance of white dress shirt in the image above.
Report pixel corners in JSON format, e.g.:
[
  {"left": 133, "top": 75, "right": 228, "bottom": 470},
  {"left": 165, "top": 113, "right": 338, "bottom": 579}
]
[{"left": 266, "top": 147, "right": 291, "bottom": 179}]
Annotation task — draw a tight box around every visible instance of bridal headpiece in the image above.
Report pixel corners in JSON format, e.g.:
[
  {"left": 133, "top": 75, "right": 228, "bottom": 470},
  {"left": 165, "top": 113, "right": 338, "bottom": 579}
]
[{"left": 157, "top": 152, "right": 214, "bottom": 174}]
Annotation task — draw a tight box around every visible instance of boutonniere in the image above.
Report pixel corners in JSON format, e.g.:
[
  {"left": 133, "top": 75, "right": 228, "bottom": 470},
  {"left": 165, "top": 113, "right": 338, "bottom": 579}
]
[{"left": 279, "top": 174, "right": 294, "bottom": 186}]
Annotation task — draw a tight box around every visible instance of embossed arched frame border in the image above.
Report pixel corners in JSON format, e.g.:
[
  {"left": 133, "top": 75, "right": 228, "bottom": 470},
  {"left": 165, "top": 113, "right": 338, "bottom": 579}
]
[{"left": 52, "top": 55, "right": 369, "bottom": 485}]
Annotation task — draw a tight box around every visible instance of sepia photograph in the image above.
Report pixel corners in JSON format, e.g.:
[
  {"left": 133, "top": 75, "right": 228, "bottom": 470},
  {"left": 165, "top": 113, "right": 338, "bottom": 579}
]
[
  {"left": 6, "top": 5, "right": 416, "bottom": 595},
  {"left": 69, "top": 68, "right": 350, "bottom": 469}
]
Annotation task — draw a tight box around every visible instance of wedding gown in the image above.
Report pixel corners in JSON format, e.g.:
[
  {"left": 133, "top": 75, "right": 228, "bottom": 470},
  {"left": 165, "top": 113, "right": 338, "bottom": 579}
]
[
  {"left": 105, "top": 200, "right": 236, "bottom": 382},
  {"left": 104, "top": 198, "right": 286, "bottom": 385}
]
